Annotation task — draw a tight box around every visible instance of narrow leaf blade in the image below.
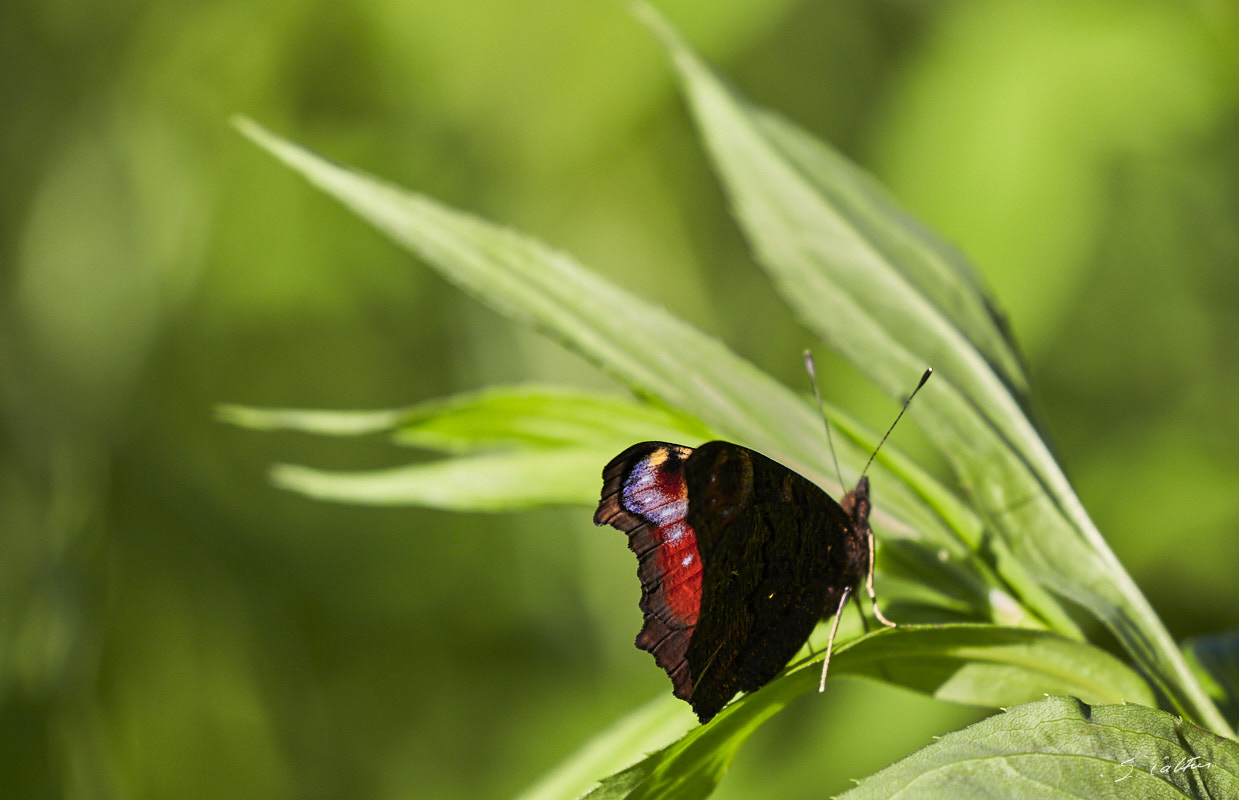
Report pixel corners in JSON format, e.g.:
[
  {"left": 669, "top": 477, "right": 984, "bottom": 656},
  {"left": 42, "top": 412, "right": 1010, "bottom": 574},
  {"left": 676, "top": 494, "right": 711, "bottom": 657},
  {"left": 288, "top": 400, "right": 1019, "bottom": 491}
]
[
  {"left": 270, "top": 449, "right": 604, "bottom": 510},
  {"left": 218, "top": 384, "right": 712, "bottom": 452}
]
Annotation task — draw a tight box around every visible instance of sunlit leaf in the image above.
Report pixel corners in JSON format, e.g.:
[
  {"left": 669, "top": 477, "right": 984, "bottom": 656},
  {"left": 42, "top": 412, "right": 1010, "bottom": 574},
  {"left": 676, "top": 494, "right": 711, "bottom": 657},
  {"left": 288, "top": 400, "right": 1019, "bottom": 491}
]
[
  {"left": 216, "top": 404, "right": 407, "bottom": 437},
  {"left": 232, "top": 117, "right": 995, "bottom": 610},
  {"left": 513, "top": 696, "right": 693, "bottom": 800},
  {"left": 833, "top": 624, "right": 1156, "bottom": 709},
  {"left": 234, "top": 10, "right": 1231, "bottom": 800},
  {"left": 233, "top": 117, "right": 882, "bottom": 498},
  {"left": 221, "top": 386, "right": 710, "bottom": 509},
  {"left": 569, "top": 626, "right": 1155, "bottom": 800},
  {"left": 270, "top": 449, "right": 605, "bottom": 510},
  {"left": 842, "top": 695, "right": 1239, "bottom": 799},
  {"left": 219, "top": 384, "right": 711, "bottom": 452}
]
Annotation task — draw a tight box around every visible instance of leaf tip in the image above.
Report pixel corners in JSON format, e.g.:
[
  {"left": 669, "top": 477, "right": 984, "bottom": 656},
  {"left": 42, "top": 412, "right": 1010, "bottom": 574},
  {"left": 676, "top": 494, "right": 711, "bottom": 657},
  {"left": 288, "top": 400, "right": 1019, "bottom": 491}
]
[
  {"left": 229, "top": 116, "right": 304, "bottom": 170},
  {"left": 214, "top": 403, "right": 261, "bottom": 428},
  {"left": 229, "top": 115, "right": 278, "bottom": 152},
  {"left": 269, "top": 462, "right": 311, "bottom": 492},
  {"left": 627, "top": 0, "right": 689, "bottom": 62}
]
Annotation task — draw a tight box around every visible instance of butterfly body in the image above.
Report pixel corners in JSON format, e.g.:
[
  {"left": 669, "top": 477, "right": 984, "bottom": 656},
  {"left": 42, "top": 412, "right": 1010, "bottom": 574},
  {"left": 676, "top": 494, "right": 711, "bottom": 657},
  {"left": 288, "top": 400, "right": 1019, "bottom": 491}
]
[{"left": 595, "top": 440, "right": 871, "bottom": 723}]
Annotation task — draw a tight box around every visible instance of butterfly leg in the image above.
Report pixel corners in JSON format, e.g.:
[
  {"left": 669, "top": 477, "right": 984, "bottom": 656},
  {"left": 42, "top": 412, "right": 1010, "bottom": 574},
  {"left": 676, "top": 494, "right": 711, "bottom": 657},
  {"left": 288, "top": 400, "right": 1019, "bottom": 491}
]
[
  {"left": 818, "top": 586, "right": 852, "bottom": 693},
  {"left": 865, "top": 524, "right": 896, "bottom": 628},
  {"left": 850, "top": 588, "right": 870, "bottom": 634}
]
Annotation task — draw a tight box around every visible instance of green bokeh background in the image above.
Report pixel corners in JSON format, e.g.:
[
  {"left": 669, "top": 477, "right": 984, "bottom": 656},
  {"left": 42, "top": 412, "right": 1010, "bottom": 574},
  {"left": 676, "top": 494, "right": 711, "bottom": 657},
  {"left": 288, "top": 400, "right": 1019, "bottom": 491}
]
[{"left": 3, "top": 1, "right": 1237, "bottom": 797}]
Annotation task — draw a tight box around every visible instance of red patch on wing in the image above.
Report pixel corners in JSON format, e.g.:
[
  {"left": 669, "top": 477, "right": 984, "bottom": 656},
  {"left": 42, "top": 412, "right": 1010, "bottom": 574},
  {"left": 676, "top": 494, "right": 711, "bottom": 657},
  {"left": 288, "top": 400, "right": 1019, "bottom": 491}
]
[{"left": 595, "top": 442, "right": 702, "bottom": 701}]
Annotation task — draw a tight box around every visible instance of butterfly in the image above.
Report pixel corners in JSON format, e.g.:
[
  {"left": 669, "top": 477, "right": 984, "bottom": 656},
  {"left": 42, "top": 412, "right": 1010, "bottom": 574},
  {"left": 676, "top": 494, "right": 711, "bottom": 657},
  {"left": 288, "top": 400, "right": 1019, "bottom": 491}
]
[{"left": 594, "top": 368, "right": 929, "bottom": 723}]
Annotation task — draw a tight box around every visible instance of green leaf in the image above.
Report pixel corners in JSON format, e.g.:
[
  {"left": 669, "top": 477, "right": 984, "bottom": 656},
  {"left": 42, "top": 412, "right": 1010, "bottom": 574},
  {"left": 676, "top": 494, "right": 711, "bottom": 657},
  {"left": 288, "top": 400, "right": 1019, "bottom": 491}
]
[
  {"left": 234, "top": 14, "right": 1225, "bottom": 787},
  {"left": 841, "top": 695, "right": 1239, "bottom": 800},
  {"left": 574, "top": 669, "right": 802, "bottom": 800},
  {"left": 232, "top": 116, "right": 881, "bottom": 501},
  {"left": 563, "top": 626, "right": 1155, "bottom": 800},
  {"left": 220, "top": 385, "right": 711, "bottom": 510},
  {"left": 833, "top": 625, "right": 1156, "bottom": 709},
  {"left": 218, "top": 384, "right": 712, "bottom": 452},
  {"left": 224, "top": 382, "right": 996, "bottom": 630},
  {"left": 269, "top": 448, "right": 605, "bottom": 511},
  {"left": 233, "top": 116, "right": 1007, "bottom": 621},
  {"left": 216, "top": 404, "right": 408, "bottom": 437},
  {"left": 634, "top": 1, "right": 1228, "bottom": 735},
  {"left": 513, "top": 696, "right": 693, "bottom": 800},
  {"left": 389, "top": 385, "right": 714, "bottom": 453}
]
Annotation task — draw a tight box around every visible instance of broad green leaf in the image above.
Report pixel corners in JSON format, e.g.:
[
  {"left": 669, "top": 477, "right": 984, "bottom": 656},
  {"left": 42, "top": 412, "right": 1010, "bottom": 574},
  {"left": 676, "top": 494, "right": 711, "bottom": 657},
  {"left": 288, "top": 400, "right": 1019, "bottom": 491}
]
[
  {"left": 832, "top": 625, "right": 1155, "bottom": 709},
  {"left": 634, "top": 2, "right": 1227, "bottom": 734},
  {"left": 841, "top": 695, "right": 1239, "bottom": 800},
  {"left": 568, "top": 626, "right": 1155, "bottom": 800}
]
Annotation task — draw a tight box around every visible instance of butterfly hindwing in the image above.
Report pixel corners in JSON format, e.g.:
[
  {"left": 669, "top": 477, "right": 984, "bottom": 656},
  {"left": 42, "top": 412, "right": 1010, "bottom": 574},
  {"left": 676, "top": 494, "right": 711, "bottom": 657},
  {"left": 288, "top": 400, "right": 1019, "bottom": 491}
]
[{"left": 682, "top": 443, "right": 862, "bottom": 722}]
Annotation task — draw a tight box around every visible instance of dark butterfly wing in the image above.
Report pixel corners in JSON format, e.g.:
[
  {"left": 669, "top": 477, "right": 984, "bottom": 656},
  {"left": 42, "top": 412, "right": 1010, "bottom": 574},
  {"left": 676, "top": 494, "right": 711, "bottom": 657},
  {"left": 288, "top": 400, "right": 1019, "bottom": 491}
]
[
  {"left": 596, "top": 440, "right": 870, "bottom": 724},
  {"left": 595, "top": 442, "right": 702, "bottom": 703},
  {"left": 682, "top": 442, "right": 866, "bottom": 723}
]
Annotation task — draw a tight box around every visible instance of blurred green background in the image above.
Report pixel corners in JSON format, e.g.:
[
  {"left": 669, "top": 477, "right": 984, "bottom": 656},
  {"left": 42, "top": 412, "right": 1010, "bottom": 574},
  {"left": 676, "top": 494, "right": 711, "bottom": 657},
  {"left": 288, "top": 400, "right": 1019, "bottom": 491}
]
[{"left": 3, "top": 1, "right": 1238, "bottom": 797}]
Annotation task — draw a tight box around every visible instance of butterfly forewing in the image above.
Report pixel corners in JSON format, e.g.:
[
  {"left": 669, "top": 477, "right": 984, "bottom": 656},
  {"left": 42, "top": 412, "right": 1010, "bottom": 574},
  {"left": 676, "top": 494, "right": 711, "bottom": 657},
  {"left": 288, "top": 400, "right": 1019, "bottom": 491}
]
[{"left": 595, "top": 442, "right": 701, "bottom": 702}]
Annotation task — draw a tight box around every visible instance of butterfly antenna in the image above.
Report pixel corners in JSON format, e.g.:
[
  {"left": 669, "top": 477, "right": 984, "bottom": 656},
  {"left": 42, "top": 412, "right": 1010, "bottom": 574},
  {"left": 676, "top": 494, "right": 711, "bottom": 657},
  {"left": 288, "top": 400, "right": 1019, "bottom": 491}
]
[
  {"left": 858, "top": 368, "right": 933, "bottom": 479},
  {"left": 803, "top": 351, "right": 844, "bottom": 490}
]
